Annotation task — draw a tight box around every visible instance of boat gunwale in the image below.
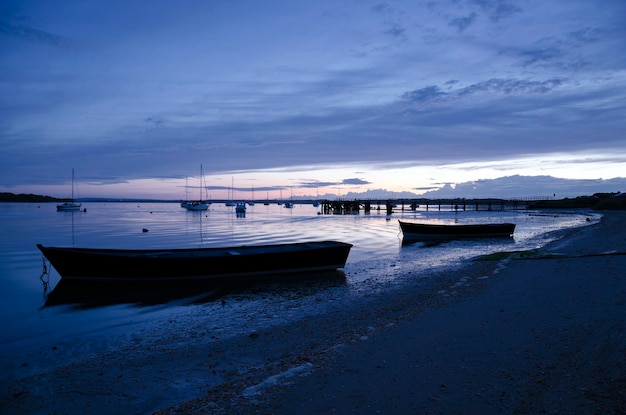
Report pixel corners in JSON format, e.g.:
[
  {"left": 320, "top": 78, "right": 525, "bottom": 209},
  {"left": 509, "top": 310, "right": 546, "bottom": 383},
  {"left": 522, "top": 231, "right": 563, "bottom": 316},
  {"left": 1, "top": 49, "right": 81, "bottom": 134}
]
[{"left": 37, "top": 241, "right": 352, "bottom": 258}]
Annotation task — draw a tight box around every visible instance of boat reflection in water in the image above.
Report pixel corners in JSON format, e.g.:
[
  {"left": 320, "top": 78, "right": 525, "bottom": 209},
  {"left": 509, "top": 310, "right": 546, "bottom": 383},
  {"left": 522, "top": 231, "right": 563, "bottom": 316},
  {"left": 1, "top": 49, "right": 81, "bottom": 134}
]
[{"left": 42, "top": 270, "right": 347, "bottom": 309}]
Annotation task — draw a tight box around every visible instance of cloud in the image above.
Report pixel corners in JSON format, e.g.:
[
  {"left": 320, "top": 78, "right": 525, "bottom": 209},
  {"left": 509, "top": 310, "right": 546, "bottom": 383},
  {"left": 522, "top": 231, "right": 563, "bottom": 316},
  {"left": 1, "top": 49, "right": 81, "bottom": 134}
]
[
  {"left": 0, "top": 0, "right": 625, "bottom": 198},
  {"left": 144, "top": 117, "right": 166, "bottom": 130},
  {"left": 370, "top": 3, "right": 392, "bottom": 14},
  {"left": 369, "top": 2, "right": 408, "bottom": 43},
  {"left": 426, "top": 0, "right": 521, "bottom": 32},
  {"left": 519, "top": 46, "right": 565, "bottom": 67},
  {"left": 457, "top": 78, "right": 563, "bottom": 95},
  {"left": 342, "top": 178, "right": 371, "bottom": 185},
  {"left": 297, "top": 180, "right": 340, "bottom": 189},
  {"left": 448, "top": 12, "right": 477, "bottom": 32},
  {"left": 401, "top": 78, "right": 564, "bottom": 104},
  {"left": 568, "top": 27, "right": 606, "bottom": 44},
  {"left": 384, "top": 23, "right": 406, "bottom": 39},
  {"left": 420, "top": 175, "right": 626, "bottom": 199},
  {"left": 204, "top": 184, "right": 283, "bottom": 193},
  {"left": 0, "top": 19, "right": 69, "bottom": 47},
  {"left": 401, "top": 86, "right": 447, "bottom": 103},
  {"left": 469, "top": 0, "right": 522, "bottom": 22}
]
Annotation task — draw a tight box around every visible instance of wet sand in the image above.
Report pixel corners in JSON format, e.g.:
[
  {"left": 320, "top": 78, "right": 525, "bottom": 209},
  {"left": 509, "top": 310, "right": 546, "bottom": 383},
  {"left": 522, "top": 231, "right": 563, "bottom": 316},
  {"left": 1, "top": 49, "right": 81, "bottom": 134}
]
[
  {"left": 240, "top": 211, "right": 626, "bottom": 415},
  {"left": 185, "top": 211, "right": 626, "bottom": 414},
  {"left": 3, "top": 211, "right": 625, "bottom": 414}
]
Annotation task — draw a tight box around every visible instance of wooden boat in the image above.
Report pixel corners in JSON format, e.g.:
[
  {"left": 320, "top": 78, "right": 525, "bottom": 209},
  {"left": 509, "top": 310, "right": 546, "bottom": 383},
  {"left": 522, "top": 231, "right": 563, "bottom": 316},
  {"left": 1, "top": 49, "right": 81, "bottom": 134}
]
[
  {"left": 37, "top": 241, "right": 352, "bottom": 282},
  {"left": 399, "top": 221, "right": 515, "bottom": 241}
]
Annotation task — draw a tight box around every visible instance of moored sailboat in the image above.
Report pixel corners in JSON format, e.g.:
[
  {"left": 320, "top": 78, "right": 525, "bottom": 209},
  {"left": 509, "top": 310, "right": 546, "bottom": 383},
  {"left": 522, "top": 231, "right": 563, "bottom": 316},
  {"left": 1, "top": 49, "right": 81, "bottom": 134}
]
[
  {"left": 56, "top": 168, "right": 82, "bottom": 211},
  {"left": 225, "top": 177, "right": 237, "bottom": 206},
  {"left": 185, "top": 165, "right": 210, "bottom": 211}
]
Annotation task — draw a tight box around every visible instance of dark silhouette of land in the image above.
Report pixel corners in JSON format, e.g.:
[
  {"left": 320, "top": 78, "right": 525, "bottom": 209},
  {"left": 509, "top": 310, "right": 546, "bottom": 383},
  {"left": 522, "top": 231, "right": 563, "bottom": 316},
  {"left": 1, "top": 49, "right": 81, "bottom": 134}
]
[
  {"left": 0, "top": 192, "right": 62, "bottom": 203},
  {"left": 1, "top": 191, "right": 624, "bottom": 209}
]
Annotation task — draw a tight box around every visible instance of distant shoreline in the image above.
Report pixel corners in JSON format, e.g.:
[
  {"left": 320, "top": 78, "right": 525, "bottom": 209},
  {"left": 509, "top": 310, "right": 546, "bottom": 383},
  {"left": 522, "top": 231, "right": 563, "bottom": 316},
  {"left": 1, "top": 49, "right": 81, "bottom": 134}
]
[
  {"left": 0, "top": 193, "right": 63, "bottom": 203},
  {"left": 1, "top": 192, "right": 624, "bottom": 209}
]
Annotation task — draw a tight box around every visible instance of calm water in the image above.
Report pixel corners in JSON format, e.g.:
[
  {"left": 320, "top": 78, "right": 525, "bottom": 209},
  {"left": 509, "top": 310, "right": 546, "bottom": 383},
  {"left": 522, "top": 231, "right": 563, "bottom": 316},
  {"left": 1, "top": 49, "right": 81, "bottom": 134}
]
[{"left": 0, "top": 201, "right": 597, "bottom": 375}]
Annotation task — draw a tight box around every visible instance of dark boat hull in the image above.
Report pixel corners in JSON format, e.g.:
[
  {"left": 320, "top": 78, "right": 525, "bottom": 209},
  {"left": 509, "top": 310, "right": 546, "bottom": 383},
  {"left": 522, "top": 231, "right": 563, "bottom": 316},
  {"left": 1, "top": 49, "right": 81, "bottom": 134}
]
[
  {"left": 399, "top": 221, "right": 515, "bottom": 241},
  {"left": 37, "top": 241, "right": 352, "bottom": 282}
]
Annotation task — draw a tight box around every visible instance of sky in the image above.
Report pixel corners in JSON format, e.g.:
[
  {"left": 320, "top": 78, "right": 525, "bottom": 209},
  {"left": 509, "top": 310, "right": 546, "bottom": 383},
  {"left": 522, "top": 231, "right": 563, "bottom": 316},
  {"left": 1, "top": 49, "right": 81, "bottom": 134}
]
[{"left": 1, "top": 0, "right": 625, "bottom": 200}]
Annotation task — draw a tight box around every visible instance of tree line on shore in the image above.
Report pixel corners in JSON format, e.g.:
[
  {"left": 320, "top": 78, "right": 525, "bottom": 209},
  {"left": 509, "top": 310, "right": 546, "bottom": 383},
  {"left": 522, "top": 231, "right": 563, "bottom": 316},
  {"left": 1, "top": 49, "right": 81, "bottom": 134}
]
[
  {"left": 528, "top": 192, "right": 626, "bottom": 210},
  {"left": 0, "top": 192, "right": 63, "bottom": 203}
]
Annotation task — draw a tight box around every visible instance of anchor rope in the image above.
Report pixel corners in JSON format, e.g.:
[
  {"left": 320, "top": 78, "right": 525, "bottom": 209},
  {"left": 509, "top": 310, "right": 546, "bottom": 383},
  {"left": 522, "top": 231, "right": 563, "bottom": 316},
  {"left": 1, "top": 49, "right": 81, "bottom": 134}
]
[{"left": 39, "top": 255, "right": 50, "bottom": 297}]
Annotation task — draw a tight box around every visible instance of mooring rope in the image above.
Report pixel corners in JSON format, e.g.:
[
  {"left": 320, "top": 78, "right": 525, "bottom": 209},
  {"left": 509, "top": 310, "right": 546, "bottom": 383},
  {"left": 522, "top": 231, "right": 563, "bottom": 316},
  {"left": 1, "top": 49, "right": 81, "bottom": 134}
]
[{"left": 39, "top": 256, "right": 50, "bottom": 298}]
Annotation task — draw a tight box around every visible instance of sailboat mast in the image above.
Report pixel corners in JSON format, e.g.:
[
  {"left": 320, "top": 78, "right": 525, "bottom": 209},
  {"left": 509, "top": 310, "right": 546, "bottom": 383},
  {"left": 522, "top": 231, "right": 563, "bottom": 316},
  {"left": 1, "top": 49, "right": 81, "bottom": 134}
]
[{"left": 200, "top": 164, "right": 203, "bottom": 201}]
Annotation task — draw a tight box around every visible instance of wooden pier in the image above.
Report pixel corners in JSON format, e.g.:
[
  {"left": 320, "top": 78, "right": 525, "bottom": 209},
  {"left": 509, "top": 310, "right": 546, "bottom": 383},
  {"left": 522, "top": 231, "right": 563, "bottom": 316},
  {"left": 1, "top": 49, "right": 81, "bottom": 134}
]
[{"left": 320, "top": 197, "right": 554, "bottom": 215}]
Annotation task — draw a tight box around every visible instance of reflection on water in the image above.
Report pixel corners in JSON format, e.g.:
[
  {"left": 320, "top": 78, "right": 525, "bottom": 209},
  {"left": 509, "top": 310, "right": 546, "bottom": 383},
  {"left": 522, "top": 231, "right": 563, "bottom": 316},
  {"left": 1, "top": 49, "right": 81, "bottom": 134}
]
[
  {"left": 400, "top": 235, "right": 517, "bottom": 247},
  {"left": 0, "top": 202, "right": 599, "bottom": 368},
  {"left": 38, "top": 255, "right": 52, "bottom": 296},
  {"left": 43, "top": 279, "right": 227, "bottom": 308},
  {"left": 42, "top": 270, "right": 347, "bottom": 309}
]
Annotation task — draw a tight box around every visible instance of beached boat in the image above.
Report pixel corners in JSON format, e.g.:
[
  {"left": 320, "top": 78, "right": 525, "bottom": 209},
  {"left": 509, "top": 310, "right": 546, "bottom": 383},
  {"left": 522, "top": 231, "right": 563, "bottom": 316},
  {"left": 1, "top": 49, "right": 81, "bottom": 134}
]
[
  {"left": 56, "top": 168, "right": 82, "bottom": 211},
  {"left": 399, "top": 221, "right": 515, "bottom": 241},
  {"left": 37, "top": 241, "right": 353, "bottom": 282}
]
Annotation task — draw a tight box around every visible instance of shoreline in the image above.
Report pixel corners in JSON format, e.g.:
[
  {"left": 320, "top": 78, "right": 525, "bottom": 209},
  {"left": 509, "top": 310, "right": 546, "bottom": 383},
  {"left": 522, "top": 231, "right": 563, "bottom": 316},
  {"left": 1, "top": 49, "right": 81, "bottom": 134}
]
[
  {"left": 2, "top": 211, "right": 625, "bottom": 414},
  {"left": 171, "top": 211, "right": 626, "bottom": 414}
]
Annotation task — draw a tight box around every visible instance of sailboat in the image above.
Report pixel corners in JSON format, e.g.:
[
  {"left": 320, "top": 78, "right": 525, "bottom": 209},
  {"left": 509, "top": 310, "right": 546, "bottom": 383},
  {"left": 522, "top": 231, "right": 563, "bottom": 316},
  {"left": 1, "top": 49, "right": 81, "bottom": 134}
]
[
  {"left": 284, "top": 187, "right": 294, "bottom": 208},
  {"left": 225, "top": 177, "right": 236, "bottom": 206},
  {"left": 180, "top": 177, "right": 191, "bottom": 208},
  {"left": 312, "top": 188, "right": 320, "bottom": 207},
  {"left": 247, "top": 185, "right": 255, "bottom": 206},
  {"left": 185, "top": 165, "right": 210, "bottom": 211},
  {"left": 57, "top": 169, "right": 82, "bottom": 211}
]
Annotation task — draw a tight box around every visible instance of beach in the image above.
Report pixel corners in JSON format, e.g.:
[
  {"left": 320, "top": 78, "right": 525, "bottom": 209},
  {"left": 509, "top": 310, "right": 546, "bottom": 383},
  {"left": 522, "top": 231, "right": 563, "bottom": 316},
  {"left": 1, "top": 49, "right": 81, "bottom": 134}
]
[
  {"left": 232, "top": 212, "right": 626, "bottom": 415},
  {"left": 165, "top": 210, "right": 626, "bottom": 414},
  {"left": 3, "top": 211, "right": 625, "bottom": 414}
]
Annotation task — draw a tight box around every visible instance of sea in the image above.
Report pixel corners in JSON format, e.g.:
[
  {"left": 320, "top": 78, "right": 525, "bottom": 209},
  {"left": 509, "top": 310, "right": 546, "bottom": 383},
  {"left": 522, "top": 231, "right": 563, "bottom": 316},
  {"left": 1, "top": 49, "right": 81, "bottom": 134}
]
[{"left": 0, "top": 201, "right": 598, "bottom": 379}]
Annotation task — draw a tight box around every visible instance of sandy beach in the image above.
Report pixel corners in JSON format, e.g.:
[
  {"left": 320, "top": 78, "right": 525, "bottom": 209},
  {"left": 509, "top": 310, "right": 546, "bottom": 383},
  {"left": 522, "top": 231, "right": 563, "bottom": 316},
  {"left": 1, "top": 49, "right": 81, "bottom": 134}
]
[
  {"left": 3, "top": 211, "right": 625, "bottom": 414},
  {"left": 237, "top": 211, "right": 626, "bottom": 415}
]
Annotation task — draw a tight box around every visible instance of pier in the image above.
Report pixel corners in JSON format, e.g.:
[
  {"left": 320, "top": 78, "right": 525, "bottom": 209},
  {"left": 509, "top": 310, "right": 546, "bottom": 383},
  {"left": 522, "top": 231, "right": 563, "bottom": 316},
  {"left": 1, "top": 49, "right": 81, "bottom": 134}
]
[{"left": 320, "top": 197, "right": 554, "bottom": 215}]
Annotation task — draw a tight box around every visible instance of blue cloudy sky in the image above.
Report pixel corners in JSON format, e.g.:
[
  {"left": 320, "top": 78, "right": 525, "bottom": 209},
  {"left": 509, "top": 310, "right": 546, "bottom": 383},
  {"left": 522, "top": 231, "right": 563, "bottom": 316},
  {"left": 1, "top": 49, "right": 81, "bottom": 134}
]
[{"left": 1, "top": 0, "right": 625, "bottom": 199}]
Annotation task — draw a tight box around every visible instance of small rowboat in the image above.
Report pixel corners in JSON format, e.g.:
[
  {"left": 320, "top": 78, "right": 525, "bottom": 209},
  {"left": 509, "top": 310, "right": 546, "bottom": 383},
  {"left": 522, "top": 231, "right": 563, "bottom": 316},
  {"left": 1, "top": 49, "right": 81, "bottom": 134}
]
[
  {"left": 37, "top": 241, "right": 352, "bottom": 282},
  {"left": 399, "top": 221, "right": 515, "bottom": 241}
]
